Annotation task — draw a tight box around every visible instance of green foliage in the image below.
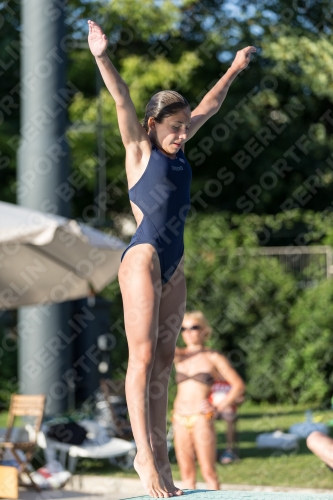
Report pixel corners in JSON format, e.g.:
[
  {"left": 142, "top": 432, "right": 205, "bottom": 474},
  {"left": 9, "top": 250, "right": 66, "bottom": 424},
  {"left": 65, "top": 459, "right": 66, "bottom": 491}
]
[
  {"left": 184, "top": 212, "right": 298, "bottom": 401},
  {"left": 42, "top": 0, "right": 333, "bottom": 218},
  {"left": 108, "top": 0, "right": 185, "bottom": 39},
  {"left": 182, "top": 210, "right": 333, "bottom": 404},
  {"left": 282, "top": 279, "right": 333, "bottom": 404},
  {"left": 0, "top": 325, "right": 18, "bottom": 411},
  {"left": 0, "top": 1, "right": 20, "bottom": 204},
  {"left": 263, "top": 29, "right": 333, "bottom": 101},
  {"left": 3, "top": 0, "right": 333, "bottom": 214},
  {"left": 3, "top": 0, "right": 333, "bottom": 407},
  {"left": 98, "top": 209, "right": 333, "bottom": 405},
  {"left": 67, "top": 1, "right": 203, "bottom": 217}
]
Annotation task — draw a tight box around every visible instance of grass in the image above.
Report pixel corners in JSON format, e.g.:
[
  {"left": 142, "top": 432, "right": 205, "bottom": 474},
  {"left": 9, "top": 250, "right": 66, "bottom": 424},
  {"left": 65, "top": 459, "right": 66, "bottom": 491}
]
[
  {"left": 0, "top": 412, "right": 9, "bottom": 427},
  {"left": 76, "top": 403, "right": 333, "bottom": 489},
  {"left": 210, "top": 403, "right": 333, "bottom": 489},
  {"left": 0, "top": 412, "right": 22, "bottom": 427},
  {"left": 2, "top": 403, "right": 333, "bottom": 489}
]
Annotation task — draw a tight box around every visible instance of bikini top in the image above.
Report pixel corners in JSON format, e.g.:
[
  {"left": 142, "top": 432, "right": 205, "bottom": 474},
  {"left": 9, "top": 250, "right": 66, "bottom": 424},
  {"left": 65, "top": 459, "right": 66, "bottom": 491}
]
[
  {"left": 174, "top": 349, "right": 215, "bottom": 386},
  {"left": 175, "top": 372, "right": 215, "bottom": 386}
]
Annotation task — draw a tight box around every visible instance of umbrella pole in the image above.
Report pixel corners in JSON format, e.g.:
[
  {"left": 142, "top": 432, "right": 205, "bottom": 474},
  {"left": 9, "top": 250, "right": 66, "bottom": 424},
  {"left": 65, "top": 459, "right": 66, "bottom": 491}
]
[{"left": 17, "top": 0, "right": 72, "bottom": 416}]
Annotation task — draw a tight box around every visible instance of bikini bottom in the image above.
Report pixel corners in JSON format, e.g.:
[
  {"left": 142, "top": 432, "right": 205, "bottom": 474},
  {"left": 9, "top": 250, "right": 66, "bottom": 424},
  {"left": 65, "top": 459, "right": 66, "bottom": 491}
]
[{"left": 172, "top": 410, "right": 215, "bottom": 431}]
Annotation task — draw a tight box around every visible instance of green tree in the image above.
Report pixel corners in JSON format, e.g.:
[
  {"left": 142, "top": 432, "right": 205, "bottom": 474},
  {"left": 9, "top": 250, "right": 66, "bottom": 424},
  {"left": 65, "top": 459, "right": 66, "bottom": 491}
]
[
  {"left": 3, "top": 0, "right": 333, "bottom": 217},
  {"left": 183, "top": 212, "right": 298, "bottom": 401},
  {"left": 2, "top": 0, "right": 333, "bottom": 406},
  {"left": 0, "top": 1, "right": 20, "bottom": 203},
  {"left": 282, "top": 279, "right": 333, "bottom": 404},
  {"left": 107, "top": 209, "right": 333, "bottom": 403},
  {"left": 0, "top": 318, "right": 18, "bottom": 410}
]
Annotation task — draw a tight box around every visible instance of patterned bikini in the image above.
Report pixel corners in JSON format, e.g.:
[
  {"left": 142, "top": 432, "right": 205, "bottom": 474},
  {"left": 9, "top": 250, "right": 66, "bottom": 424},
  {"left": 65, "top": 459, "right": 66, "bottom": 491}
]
[{"left": 173, "top": 371, "right": 215, "bottom": 431}]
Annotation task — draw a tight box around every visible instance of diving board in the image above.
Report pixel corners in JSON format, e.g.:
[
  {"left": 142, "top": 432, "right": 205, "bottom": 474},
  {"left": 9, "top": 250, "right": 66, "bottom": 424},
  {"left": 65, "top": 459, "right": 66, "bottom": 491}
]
[{"left": 123, "top": 490, "right": 333, "bottom": 500}]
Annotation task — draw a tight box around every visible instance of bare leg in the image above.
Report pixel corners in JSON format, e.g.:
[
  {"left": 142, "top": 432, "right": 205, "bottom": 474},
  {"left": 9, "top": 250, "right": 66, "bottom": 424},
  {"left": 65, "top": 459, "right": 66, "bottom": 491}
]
[
  {"left": 193, "top": 417, "right": 220, "bottom": 490},
  {"left": 173, "top": 421, "right": 196, "bottom": 490},
  {"left": 149, "top": 259, "right": 186, "bottom": 496},
  {"left": 221, "top": 410, "right": 238, "bottom": 462},
  {"left": 307, "top": 431, "right": 333, "bottom": 469},
  {"left": 118, "top": 244, "right": 172, "bottom": 498},
  {"left": 225, "top": 419, "right": 237, "bottom": 450}
]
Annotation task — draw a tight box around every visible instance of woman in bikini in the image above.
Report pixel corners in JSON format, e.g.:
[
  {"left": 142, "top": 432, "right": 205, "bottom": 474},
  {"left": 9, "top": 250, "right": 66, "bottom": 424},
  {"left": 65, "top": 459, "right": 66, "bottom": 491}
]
[
  {"left": 173, "top": 311, "right": 245, "bottom": 490},
  {"left": 88, "top": 19, "right": 255, "bottom": 498}
]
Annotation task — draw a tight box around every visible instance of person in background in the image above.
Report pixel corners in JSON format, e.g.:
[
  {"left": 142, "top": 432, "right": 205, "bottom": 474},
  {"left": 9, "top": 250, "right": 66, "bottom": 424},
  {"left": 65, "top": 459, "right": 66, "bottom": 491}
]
[
  {"left": 209, "top": 376, "right": 244, "bottom": 464},
  {"left": 307, "top": 431, "right": 333, "bottom": 470},
  {"left": 173, "top": 311, "right": 245, "bottom": 490}
]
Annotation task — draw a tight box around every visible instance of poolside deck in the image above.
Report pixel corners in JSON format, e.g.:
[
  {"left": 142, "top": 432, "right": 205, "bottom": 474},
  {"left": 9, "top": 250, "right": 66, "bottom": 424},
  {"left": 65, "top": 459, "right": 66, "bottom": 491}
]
[{"left": 124, "top": 490, "right": 333, "bottom": 500}]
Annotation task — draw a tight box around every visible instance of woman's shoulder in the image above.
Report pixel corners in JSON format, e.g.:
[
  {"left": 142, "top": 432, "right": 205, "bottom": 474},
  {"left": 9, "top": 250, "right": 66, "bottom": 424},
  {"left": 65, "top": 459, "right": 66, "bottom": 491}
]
[
  {"left": 205, "top": 348, "right": 228, "bottom": 361},
  {"left": 174, "top": 347, "right": 186, "bottom": 356},
  {"left": 174, "top": 347, "right": 188, "bottom": 361},
  {"left": 174, "top": 347, "right": 217, "bottom": 362},
  {"left": 201, "top": 347, "right": 219, "bottom": 355}
]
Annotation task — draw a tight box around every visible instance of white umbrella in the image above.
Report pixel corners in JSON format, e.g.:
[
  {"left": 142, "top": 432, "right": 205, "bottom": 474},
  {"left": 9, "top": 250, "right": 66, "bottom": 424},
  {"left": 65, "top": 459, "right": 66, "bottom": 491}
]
[{"left": 0, "top": 202, "right": 126, "bottom": 310}]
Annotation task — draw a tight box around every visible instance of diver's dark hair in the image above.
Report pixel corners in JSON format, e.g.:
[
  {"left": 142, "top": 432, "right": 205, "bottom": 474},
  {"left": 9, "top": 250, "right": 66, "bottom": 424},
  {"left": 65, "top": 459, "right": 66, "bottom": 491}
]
[{"left": 143, "top": 91, "right": 190, "bottom": 132}]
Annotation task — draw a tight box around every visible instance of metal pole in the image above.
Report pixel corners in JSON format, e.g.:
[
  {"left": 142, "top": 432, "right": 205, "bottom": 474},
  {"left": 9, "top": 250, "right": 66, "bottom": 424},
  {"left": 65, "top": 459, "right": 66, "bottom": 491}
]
[{"left": 17, "top": 0, "right": 71, "bottom": 415}]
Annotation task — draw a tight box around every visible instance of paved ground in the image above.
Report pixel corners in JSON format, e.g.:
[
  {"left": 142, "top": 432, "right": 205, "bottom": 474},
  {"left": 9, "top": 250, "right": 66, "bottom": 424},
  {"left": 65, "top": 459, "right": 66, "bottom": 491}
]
[
  {"left": 124, "top": 493, "right": 333, "bottom": 500},
  {"left": 16, "top": 477, "right": 333, "bottom": 500}
]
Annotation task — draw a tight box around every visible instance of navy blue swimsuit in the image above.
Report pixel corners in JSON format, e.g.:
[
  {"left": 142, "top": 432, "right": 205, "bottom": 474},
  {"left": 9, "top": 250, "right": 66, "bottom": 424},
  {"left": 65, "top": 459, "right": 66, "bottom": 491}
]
[{"left": 121, "top": 144, "right": 192, "bottom": 284}]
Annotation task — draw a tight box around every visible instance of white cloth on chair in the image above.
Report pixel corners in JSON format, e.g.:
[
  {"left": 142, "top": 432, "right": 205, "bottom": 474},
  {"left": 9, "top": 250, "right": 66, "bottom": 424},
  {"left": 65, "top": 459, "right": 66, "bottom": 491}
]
[
  {"left": 37, "top": 420, "right": 136, "bottom": 473},
  {"left": 256, "top": 430, "right": 299, "bottom": 450}
]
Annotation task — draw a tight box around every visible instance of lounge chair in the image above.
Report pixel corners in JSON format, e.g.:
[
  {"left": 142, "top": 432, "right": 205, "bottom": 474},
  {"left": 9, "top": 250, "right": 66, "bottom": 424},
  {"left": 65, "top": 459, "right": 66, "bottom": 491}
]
[
  {"left": 37, "top": 419, "right": 136, "bottom": 473},
  {"left": 0, "top": 394, "right": 46, "bottom": 491}
]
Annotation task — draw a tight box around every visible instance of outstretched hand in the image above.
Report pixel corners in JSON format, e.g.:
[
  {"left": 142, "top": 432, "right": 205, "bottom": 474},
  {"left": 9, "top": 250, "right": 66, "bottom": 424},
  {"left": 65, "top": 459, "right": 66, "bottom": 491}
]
[
  {"left": 88, "top": 20, "right": 108, "bottom": 57},
  {"left": 231, "top": 46, "right": 257, "bottom": 72}
]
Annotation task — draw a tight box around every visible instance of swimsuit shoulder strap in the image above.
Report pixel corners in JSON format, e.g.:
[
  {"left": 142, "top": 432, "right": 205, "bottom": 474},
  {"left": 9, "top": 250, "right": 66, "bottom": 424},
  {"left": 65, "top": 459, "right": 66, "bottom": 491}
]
[{"left": 176, "top": 348, "right": 214, "bottom": 362}]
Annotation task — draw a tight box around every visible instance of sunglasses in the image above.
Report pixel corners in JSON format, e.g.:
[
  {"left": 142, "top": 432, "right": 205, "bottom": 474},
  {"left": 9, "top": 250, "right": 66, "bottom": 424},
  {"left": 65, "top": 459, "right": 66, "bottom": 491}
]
[{"left": 180, "top": 325, "right": 201, "bottom": 332}]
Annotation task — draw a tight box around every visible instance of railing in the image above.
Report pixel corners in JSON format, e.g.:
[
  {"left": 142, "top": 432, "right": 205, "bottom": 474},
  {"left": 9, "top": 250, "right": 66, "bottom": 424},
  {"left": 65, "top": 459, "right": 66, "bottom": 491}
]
[{"left": 237, "top": 245, "right": 333, "bottom": 287}]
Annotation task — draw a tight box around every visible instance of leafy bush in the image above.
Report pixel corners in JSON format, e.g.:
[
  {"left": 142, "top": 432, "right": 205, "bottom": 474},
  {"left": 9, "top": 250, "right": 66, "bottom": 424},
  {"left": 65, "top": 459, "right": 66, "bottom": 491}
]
[
  {"left": 184, "top": 213, "right": 298, "bottom": 402},
  {"left": 106, "top": 209, "right": 333, "bottom": 404},
  {"left": 281, "top": 279, "right": 333, "bottom": 404},
  {"left": 1, "top": 210, "right": 333, "bottom": 406},
  {"left": 0, "top": 324, "right": 18, "bottom": 411}
]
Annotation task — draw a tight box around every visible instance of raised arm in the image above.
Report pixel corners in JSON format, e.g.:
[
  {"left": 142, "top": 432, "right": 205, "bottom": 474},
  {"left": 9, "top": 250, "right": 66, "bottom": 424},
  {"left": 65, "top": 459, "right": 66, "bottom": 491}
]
[
  {"left": 87, "top": 20, "right": 148, "bottom": 149},
  {"left": 186, "top": 46, "right": 256, "bottom": 141}
]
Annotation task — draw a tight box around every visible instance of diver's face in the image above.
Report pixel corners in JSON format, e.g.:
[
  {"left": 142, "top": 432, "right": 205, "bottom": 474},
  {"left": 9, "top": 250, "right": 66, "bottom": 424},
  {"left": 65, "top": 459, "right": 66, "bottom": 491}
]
[{"left": 149, "top": 108, "right": 191, "bottom": 156}]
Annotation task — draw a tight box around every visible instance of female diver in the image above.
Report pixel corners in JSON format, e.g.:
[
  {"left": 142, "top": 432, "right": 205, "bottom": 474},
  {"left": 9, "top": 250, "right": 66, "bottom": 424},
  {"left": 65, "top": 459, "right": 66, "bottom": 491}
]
[{"left": 88, "top": 19, "right": 255, "bottom": 498}]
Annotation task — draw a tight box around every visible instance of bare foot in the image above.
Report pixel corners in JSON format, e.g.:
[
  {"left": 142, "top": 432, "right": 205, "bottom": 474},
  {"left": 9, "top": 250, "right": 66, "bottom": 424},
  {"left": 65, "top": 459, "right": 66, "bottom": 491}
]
[
  {"left": 156, "top": 459, "right": 183, "bottom": 496},
  {"left": 134, "top": 452, "right": 173, "bottom": 498}
]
